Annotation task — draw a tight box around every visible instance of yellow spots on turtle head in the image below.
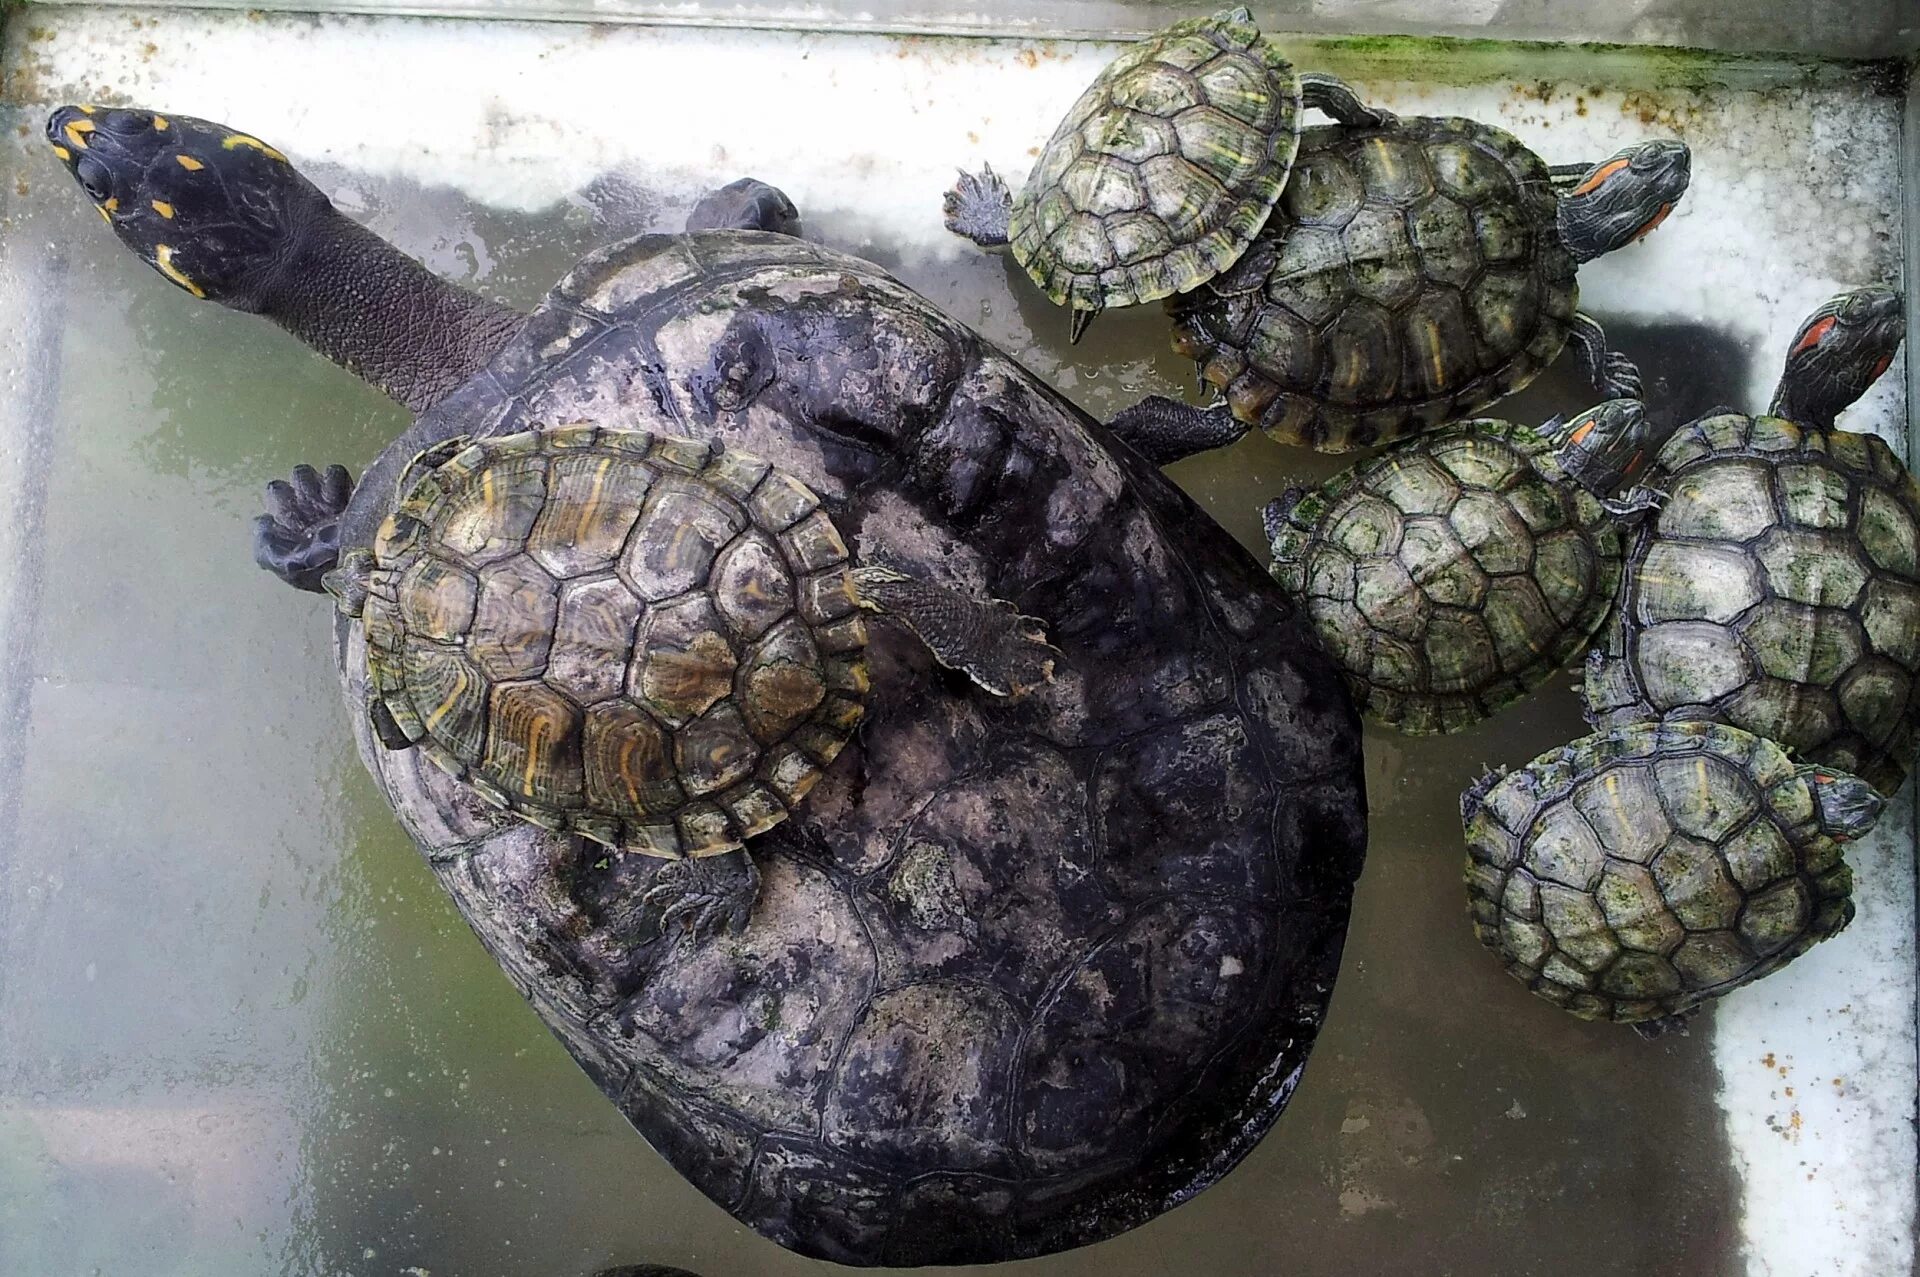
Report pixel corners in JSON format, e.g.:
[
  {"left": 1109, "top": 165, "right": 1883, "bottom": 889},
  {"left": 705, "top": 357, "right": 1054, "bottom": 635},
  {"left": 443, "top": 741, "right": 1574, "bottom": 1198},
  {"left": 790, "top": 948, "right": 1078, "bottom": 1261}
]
[
  {"left": 50, "top": 144, "right": 71, "bottom": 162},
  {"left": 98, "top": 205, "right": 112, "bottom": 224},
  {"left": 63, "top": 117, "right": 95, "bottom": 150},
  {"left": 102, "top": 196, "right": 118, "bottom": 211},
  {"left": 175, "top": 154, "right": 205, "bottom": 172},
  {"left": 151, "top": 199, "right": 174, "bottom": 219},
  {"left": 152, "top": 115, "right": 170, "bottom": 131},
  {"left": 221, "top": 133, "right": 288, "bottom": 163},
  {"left": 152, "top": 244, "right": 207, "bottom": 299}
]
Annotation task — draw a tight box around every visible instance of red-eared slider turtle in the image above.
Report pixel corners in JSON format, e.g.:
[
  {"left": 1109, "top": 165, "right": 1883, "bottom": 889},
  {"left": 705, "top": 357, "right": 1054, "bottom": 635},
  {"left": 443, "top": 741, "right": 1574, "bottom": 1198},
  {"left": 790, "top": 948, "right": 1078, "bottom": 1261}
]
[
  {"left": 1265, "top": 397, "right": 1675, "bottom": 733},
  {"left": 1461, "top": 720, "right": 1880, "bottom": 1025},
  {"left": 327, "top": 425, "right": 1058, "bottom": 933},
  {"left": 1583, "top": 288, "right": 1915, "bottom": 794},
  {"left": 942, "top": 7, "right": 1389, "bottom": 341},
  {"left": 1105, "top": 118, "right": 1692, "bottom": 461},
  {"left": 53, "top": 106, "right": 1367, "bottom": 1265}
]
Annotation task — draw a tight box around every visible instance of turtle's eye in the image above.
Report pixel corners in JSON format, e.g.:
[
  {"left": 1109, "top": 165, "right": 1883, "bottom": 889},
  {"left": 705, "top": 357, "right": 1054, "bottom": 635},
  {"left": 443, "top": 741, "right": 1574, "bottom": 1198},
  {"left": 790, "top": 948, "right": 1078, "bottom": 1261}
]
[{"left": 74, "top": 153, "right": 112, "bottom": 203}]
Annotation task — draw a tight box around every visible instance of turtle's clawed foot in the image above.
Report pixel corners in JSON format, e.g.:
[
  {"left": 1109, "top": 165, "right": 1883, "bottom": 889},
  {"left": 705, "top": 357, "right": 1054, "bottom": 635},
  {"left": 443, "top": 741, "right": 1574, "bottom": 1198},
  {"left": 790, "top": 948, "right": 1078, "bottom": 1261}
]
[
  {"left": 944, "top": 165, "right": 1013, "bottom": 248},
  {"left": 643, "top": 852, "right": 761, "bottom": 943},
  {"left": 967, "top": 601, "right": 1062, "bottom": 699},
  {"left": 1106, "top": 394, "right": 1251, "bottom": 465},
  {"left": 1631, "top": 1011, "right": 1694, "bottom": 1041},
  {"left": 686, "top": 178, "right": 801, "bottom": 235},
  {"left": 1599, "top": 349, "right": 1644, "bottom": 400},
  {"left": 253, "top": 463, "right": 353, "bottom": 593}
]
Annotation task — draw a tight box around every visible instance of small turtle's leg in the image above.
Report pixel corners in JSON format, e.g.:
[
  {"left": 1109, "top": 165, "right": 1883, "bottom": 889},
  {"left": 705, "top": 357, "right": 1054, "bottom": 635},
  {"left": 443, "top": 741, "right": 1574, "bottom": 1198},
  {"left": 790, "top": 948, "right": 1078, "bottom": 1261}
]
[
  {"left": 1298, "top": 72, "right": 1395, "bottom": 129},
  {"left": 943, "top": 164, "right": 1014, "bottom": 248},
  {"left": 1458, "top": 767, "right": 1510, "bottom": 824},
  {"left": 851, "top": 565, "right": 1061, "bottom": 699},
  {"left": 686, "top": 178, "right": 802, "bottom": 235},
  {"left": 253, "top": 463, "right": 354, "bottom": 593},
  {"left": 1568, "top": 313, "right": 1644, "bottom": 400},
  {"left": 1631, "top": 1010, "right": 1695, "bottom": 1041},
  {"left": 1105, "top": 394, "right": 1252, "bottom": 465},
  {"left": 642, "top": 851, "right": 761, "bottom": 942},
  {"left": 1262, "top": 487, "right": 1310, "bottom": 548}
]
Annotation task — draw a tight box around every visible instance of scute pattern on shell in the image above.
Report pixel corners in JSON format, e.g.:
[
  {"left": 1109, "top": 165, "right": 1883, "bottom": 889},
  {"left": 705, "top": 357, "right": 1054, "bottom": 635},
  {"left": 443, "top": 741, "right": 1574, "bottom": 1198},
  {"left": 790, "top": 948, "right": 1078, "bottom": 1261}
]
[
  {"left": 1464, "top": 720, "right": 1856, "bottom": 1023},
  {"left": 1009, "top": 8, "right": 1302, "bottom": 312},
  {"left": 1584, "top": 412, "right": 1920, "bottom": 794},
  {"left": 362, "top": 424, "right": 869, "bottom": 858},
  {"left": 1168, "top": 116, "right": 1578, "bottom": 451},
  {"left": 1272, "top": 421, "right": 1619, "bottom": 733}
]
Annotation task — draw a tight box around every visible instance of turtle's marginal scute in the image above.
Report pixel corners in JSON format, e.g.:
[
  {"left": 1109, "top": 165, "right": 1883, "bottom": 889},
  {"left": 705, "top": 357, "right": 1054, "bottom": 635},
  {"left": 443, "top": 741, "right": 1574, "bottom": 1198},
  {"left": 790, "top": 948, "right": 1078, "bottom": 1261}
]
[
  {"left": 1464, "top": 720, "right": 1865, "bottom": 1023},
  {"left": 366, "top": 428, "right": 868, "bottom": 858}
]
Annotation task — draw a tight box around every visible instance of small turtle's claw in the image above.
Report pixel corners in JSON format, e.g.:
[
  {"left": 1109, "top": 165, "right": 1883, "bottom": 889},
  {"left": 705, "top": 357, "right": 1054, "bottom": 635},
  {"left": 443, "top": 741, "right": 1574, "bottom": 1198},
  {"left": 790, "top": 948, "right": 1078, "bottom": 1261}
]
[
  {"left": 642, "top": 855, "right": 759, "bottom": 944},
  {"left": 255, "top": 463, "right": 354, "bottom": 593},
  {"left": 1602, "top": 486, "right": 1667, "bottom": 518},
  {"left": 943, "top": 165, "right": 1014, "bottom": 247}
]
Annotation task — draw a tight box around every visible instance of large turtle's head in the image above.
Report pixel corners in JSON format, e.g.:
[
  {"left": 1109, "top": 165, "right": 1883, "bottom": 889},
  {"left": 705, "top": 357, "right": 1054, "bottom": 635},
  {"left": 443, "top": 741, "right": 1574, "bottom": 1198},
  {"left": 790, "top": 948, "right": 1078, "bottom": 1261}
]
[
  {"left": 1769, "top": 287, "right": 1905, "bottom": 430},
  {"left": 1556, "top": 139, "right": 1691, "bottom": 263},
  {"left": 46, "top": 105, "right": 329, "bottom": 310},
  {"left": 1800, "top": 764, "right": 1884, "bottom": 842}
]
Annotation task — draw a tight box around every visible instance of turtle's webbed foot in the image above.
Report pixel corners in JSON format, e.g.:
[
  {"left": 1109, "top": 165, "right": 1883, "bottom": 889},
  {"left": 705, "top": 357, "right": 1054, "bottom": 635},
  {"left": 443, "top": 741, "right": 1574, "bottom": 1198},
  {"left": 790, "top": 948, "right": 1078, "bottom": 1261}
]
[
  {"left": 1631, "top": 1010, "right": 1694, "bottom": 1041},
  {"left": 944, "top": 165, "right": 1013, "bottom": 248},
  {"left": 686, "top": 178, "right": 801, "bottom": 235},
  {"left": 1106, "top": 394, "right": 1250, "bottom": 465},
  {"left": 963, "top": 600, "right": 1061, "bottom": 699},
  {"left": 1599, "top": 348, "right": 1644, "bottom": 400},
  {"left": 1601, "top": 485, "right": 1667, "bottom": 518},
  {"left": 851, "top": 565, "right": 1061, "bottom": 700},
  {"left": 253, "top": 463, "right": 353, "bottom": 593},
  {"left": 643, "top": 852, "right": 761, "bottom": 944}
]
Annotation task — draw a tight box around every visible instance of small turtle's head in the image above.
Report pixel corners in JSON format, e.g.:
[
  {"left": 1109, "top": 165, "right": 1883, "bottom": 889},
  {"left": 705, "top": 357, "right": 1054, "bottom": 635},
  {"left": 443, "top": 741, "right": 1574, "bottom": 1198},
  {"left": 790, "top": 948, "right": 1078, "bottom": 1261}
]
[
  {"left": 46, "top": 105, "right": 328, "bottom": 309},
  {"left": 1557, "top": 140, "right": 1691, "bottom": 263},
  {"left": 1544, "top": 398, "right": 1670, "bottom": 498},
  {"left": 1769, "top": 287, "right": 1905, "bottom": 430},
  {"left": 1801, "top": 764, "right": 1884, "bottom": 842}
]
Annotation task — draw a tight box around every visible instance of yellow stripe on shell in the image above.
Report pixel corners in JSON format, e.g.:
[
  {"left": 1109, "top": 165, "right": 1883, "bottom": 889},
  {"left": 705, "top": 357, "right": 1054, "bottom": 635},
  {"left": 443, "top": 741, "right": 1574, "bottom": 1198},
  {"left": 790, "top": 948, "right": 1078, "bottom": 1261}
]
[
  {"left": 175, "top": 155, "right": 205, "bottom": 171},
  {"left": 221, "top": 133, "right": 288, "bottom": 162},
  {"left": 153, "top": 245, "right": 207, "bottom": 298},
  {"left": 151, "top": 200, "right": 174, "bottom": 218},
  {"left": 63, "top": 118, "right": 95, "bottom": 149},
  {"left": 423, "top": 664, "right": 475, "bottom": 732},
  {"left": 572, "top": 458, "right": 613, "bottom": 543}
]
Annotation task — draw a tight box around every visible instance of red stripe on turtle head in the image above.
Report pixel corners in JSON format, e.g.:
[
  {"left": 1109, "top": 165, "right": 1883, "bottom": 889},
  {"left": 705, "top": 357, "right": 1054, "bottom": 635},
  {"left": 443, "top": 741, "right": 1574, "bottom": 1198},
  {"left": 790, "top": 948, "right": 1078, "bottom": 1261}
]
[
  {"left": 1792, "top": 314, "right": 1837, "bottom": 356},
  {"left": 1570, "top": 157, "right": 1629, "bottom": 197}
]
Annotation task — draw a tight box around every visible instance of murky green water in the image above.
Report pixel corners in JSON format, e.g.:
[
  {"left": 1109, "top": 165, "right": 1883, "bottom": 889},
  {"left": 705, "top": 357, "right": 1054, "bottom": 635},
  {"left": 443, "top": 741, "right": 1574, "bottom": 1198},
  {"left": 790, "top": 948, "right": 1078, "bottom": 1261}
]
[{"left": 0, "top": 101, "right": 1758, "bottom": 1274}]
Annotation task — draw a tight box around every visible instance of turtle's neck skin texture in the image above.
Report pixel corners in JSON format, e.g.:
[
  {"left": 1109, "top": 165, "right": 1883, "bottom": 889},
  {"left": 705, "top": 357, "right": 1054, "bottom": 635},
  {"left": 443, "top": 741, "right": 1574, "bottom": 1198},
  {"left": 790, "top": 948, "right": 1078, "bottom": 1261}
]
[{"left": 258, "top": 206, "right": 525, "bottom": 414}]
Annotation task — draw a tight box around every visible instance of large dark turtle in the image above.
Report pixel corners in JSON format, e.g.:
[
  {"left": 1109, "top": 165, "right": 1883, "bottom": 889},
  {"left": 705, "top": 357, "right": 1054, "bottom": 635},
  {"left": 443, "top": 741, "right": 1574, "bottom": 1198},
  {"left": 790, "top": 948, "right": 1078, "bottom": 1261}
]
[
  {"left": 1265, "top": 398, "right": 1674, "bottom": 733},
  {"left": 1105, "top": 117, "right": 1692, "bottom": 461},
  {"left": 52, "top": 106, "right": 1368, "bottom": 1265},
  {"left": 1583, "top": 288, "right": 1916, "bottom": 795},
  {"left": 942, "top": 6, "right": 1388, "bottom": 341},
  {"left": 1461, "top": 720, "right": 1879, "bottom": 1026}
]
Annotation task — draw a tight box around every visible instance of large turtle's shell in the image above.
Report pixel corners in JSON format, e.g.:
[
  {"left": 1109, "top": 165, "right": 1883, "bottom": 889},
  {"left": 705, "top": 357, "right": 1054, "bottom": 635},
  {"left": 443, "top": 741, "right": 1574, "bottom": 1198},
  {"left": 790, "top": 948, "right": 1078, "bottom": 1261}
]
[
  {"left": 362, "top": 426, "right": 868, "bottom": 855},
  {"left": 1009, "top": 8, "right": 1302, "bottom": 313},
  {"left": 1462, "top": 720, "right": 1857, "bottom": 1023},
  {"left": 331, "top": 231, "right": 1368, "bottom": 1265},
  {"left": 1271, "top": 421, "right": 1619, "bottom": 733},
  {"left": 1583, "top": 411, "right": 1920, "bottom": 795},
  {"left": 1168, "top": 115, "right": 1578, "bottom": 452}
]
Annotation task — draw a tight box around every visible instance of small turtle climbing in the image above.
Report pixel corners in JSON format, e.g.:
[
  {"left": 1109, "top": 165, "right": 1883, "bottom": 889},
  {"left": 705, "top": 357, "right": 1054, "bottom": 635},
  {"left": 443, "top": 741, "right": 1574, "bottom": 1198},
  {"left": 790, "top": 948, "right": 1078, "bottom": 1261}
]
[
  {"left": 943, "top": 6, "right": 1389, "bottom": 340},
  {"left": 1107, "top": 116, "right": 1690, "bottom": 459},
  {"left": 1266, "top": 397, "right": 1674, "bottom": 733},
  {"left": 1583, "top": 287, "right": 1916, "bottom": 794},
  {"left": 1461, "top": 719, "right": 1879, "bottom": 1026}
]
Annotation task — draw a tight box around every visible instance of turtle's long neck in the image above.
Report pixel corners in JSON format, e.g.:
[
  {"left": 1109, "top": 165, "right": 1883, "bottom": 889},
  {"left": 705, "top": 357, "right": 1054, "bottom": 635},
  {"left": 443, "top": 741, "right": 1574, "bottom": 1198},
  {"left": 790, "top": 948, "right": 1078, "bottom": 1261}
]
[{"left": 259, "top": 208, "right": 525, "bottom": 414}]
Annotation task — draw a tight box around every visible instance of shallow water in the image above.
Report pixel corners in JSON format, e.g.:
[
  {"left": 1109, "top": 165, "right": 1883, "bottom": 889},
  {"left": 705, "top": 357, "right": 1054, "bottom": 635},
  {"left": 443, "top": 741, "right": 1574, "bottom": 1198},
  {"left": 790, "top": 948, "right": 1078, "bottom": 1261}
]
[{"left": 0, "top": 10, "right": 1911, "bottom": 1276}]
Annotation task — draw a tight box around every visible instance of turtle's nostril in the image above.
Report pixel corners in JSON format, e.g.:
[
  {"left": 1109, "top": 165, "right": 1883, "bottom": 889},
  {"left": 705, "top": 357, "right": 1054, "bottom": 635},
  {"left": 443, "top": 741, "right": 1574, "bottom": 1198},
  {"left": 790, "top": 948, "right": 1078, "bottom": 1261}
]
[{"left": 45, "top": 107, "right": 77, "bottom": 145}]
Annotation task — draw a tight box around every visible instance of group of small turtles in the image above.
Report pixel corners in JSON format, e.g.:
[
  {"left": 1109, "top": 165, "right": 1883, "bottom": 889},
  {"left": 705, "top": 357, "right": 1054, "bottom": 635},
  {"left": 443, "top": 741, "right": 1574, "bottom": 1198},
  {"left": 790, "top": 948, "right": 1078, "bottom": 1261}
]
[
  {"left": 942, "top": 8, "right": 1912, "bottom": 1031},
  {"left": 35, "top": 3, "right": 1910, "bottom": 1263}
]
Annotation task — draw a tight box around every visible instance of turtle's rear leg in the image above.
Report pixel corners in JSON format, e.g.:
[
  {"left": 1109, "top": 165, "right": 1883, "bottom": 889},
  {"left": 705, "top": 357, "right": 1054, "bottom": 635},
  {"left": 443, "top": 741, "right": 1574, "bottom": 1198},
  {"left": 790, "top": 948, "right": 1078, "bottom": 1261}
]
[
  {"left": 253, "top": 463, "right": 353, "bottom": 593},
  {"left": 643, "top": 850, "right": 761, "bottom": 942},
  {"left": 944, "top": 165, "right": 1013, "bottom": 248},
  {"left": 852, "top": 566, "right": 1060, "bottom": 698},
  {"left": 1105, "top": 394, "right": 1252, "bottom": 465},
  {"left": 686, "top": 179, "right": 801, "bottom": 235}
]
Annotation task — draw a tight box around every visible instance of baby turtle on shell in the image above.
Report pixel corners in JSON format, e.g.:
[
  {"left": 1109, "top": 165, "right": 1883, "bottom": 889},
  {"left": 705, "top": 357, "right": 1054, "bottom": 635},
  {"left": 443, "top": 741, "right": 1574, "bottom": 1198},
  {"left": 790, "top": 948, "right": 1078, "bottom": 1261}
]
[
  {"left": 327, "top": 425, "right": 1059, "bottom": 936},
  {"left": 943, "top": 7, "right": 1389, "bottom": 341},
  {"left": 1107, "top": 117, "right": 1691, "bottom": 459},
  {"left": 1462, "top": 719, "right": 1880, "bottom": 1026},
  {"left": 53, "top": 106, "right": 1368, "bottom": 1265},
  {"left": 1266, "top": 397, "right": 1674, "bottom": 734},
  {"left": 1584, "top": 287, "right": 1915, "bottom": 794}
]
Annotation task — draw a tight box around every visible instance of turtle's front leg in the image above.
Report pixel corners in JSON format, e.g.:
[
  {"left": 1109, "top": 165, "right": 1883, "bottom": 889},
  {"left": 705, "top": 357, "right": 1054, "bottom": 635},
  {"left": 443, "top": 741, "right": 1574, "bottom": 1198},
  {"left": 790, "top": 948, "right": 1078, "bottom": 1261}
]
[
  {"left": 943, "top": 164, "right": 1014, "bottom": 248},
  {"left": 253, "top": 463, "right": 353, "bottom": 593},
  {"left": 1105, "top": 394, "right": 1251, "bottom": 465},
  {"left": 643, "top": 850, "right": 761, "bottom": 942},
  {"left": 686, "top": 178, "right": 802, "bottom": 236},
  {"left": 1569, "top": 312, "right": 1644, "bottom": 400},
  {"left": 851, "top": 566, "right": 1060, "bottom": 698},
  {"left": 1299, "top": 72, "right": 1395, "bottom": 130}
]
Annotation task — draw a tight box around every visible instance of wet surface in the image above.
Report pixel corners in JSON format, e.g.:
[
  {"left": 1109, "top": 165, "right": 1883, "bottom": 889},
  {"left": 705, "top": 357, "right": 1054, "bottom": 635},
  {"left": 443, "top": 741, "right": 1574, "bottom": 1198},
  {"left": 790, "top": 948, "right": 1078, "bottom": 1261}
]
[{"left": 0, "top": 10, "right": 1910, "bottom": 1276}]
